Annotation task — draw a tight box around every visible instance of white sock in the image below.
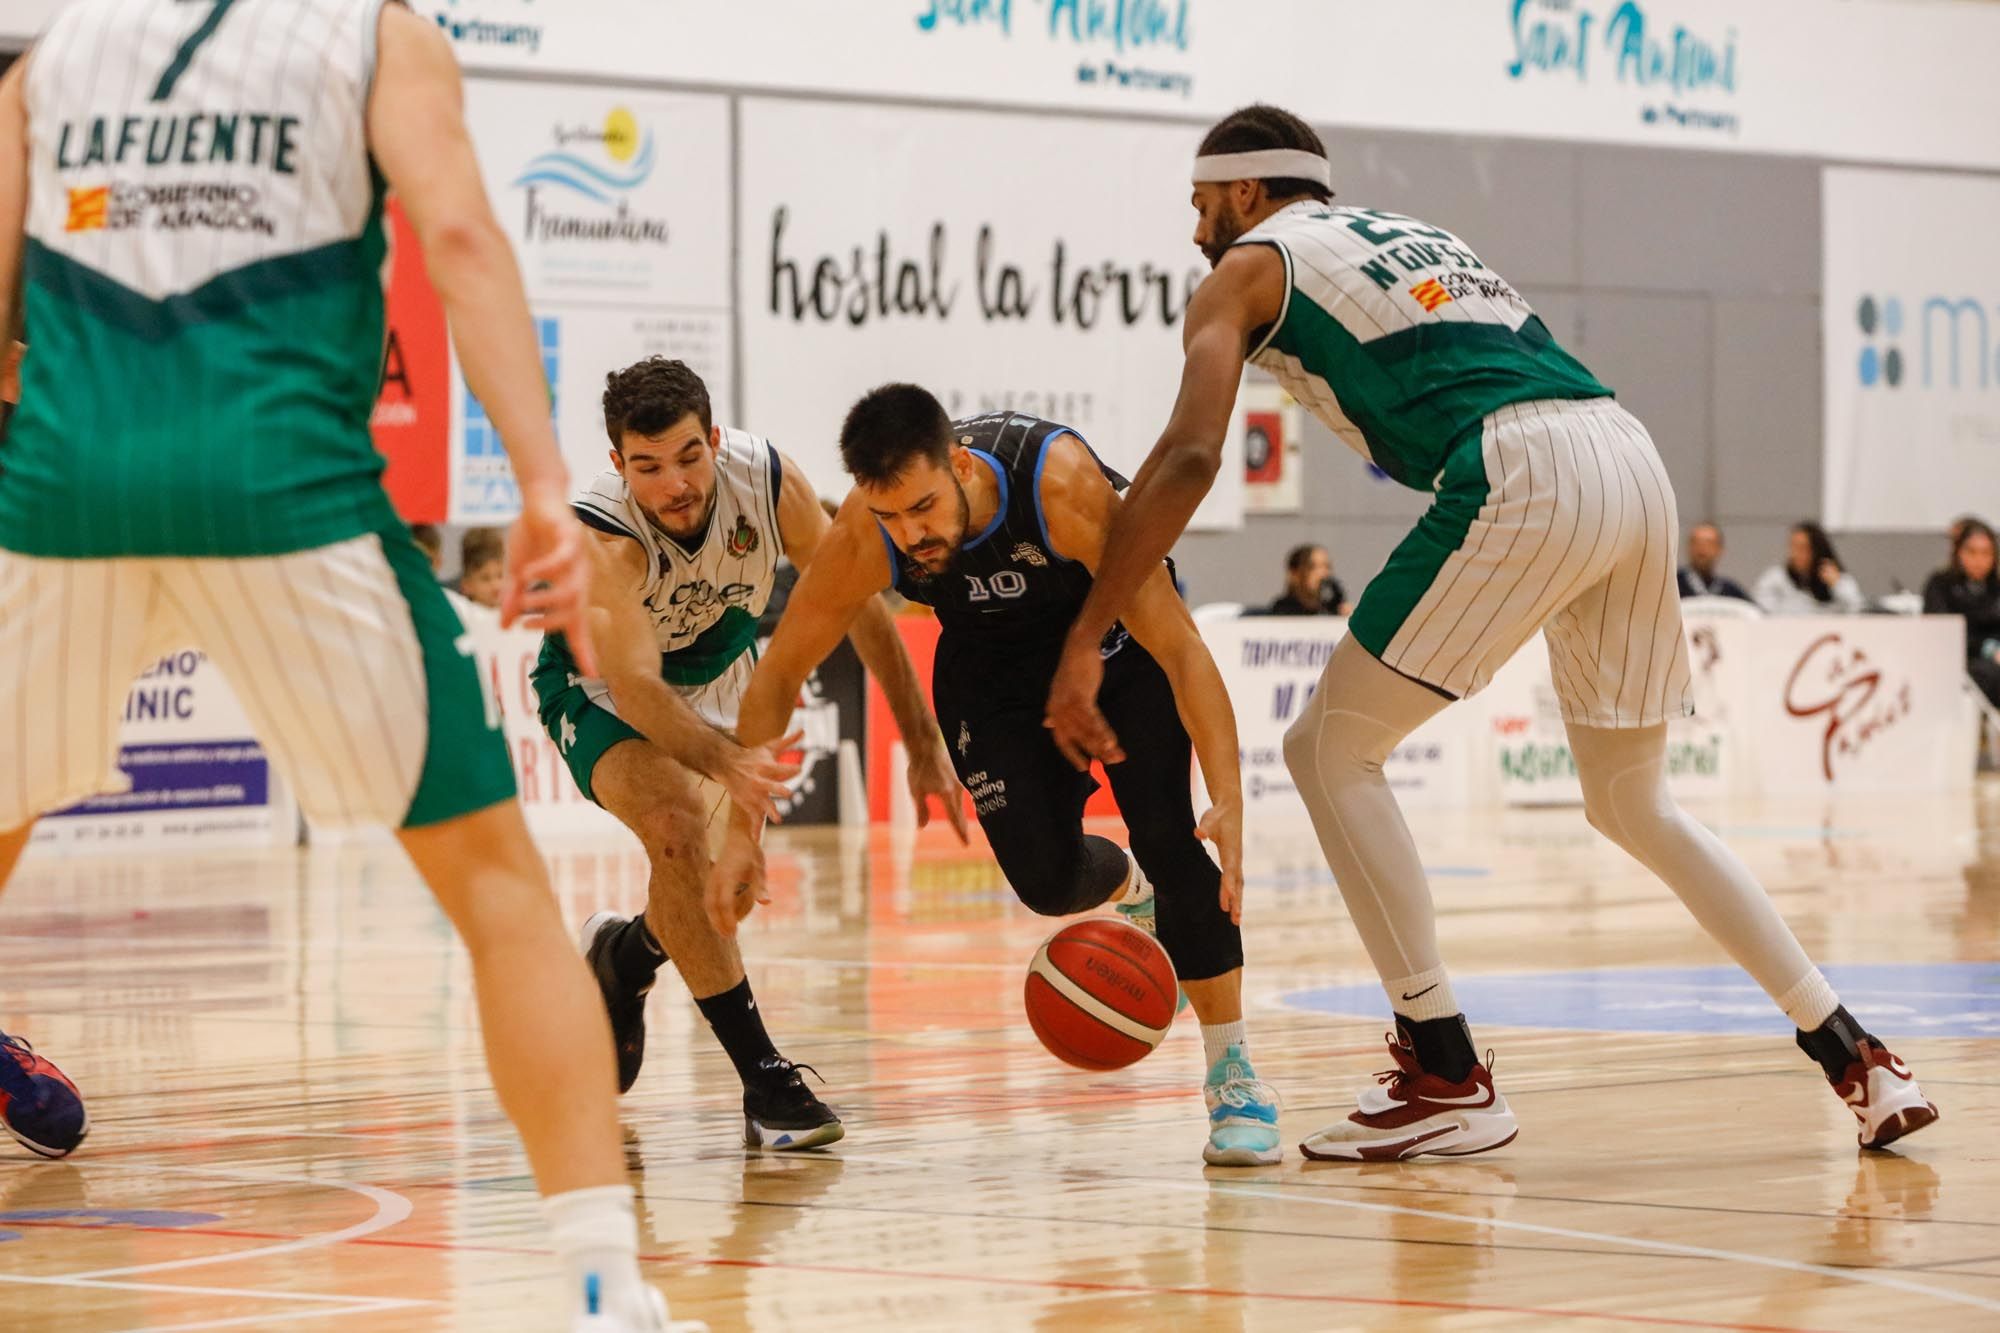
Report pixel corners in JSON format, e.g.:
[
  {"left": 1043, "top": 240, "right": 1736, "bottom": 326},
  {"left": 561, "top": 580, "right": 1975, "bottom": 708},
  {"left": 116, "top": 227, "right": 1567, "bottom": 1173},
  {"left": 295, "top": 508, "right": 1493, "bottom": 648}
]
[
  {"left": 1387, "top": 966, "right": 1459, "bottom": 1023},
  {"left": 1777, "top": 968, "right": 1840, "bottom": 1031},
  {"left": 542, "top": 1184, "right": 649, "bottom": 1321},
  {"left": 1116, "top": 850, "right": 1151, "bottom": 904},
  {"left": 1202, "top": 1019, "right": 1248, "bottom": 1069}
]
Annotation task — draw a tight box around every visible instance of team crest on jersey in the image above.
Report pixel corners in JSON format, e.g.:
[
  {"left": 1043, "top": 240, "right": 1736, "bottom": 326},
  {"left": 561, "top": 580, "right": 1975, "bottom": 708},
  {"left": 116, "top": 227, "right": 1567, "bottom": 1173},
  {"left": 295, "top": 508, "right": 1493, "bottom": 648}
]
[
  {"left": 1010, "top": 542, "right": 1048, "bottom": 568},
  {"left": 727, "top": 515, "right": 760, "bottom": 557},
  {"left": 1410, "top": 278, "right": 1454, "bottom": 313}
]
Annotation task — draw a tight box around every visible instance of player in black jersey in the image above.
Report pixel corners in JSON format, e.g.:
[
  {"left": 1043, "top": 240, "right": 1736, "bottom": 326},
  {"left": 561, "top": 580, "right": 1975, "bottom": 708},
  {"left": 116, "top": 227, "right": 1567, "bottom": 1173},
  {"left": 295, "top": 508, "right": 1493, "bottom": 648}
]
[{"left": 712, "top": 384, "right": 1283, "bottom": 1167}]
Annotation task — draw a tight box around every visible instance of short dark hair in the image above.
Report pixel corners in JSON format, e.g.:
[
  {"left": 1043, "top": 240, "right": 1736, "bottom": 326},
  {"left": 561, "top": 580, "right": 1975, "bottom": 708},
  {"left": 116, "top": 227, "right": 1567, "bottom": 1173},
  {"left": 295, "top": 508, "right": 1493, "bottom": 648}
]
[
  {"left": 460, "top": 526, "right": 505, "bottom": 573},
  {"left": 839, "top": 384, "right": 953, "bottom": 488},
  {"left": 1198, "top": 105, "right": 1334, "bottom": 204},
  {"left": 408, "top": 522, "right": 442, "bottom": 561},
  {"left": 602, "top": 357, "right": 712, "bottom": 451},
  {"left": 1285, "top": 543, "right": 1326, "bottom": 574}
]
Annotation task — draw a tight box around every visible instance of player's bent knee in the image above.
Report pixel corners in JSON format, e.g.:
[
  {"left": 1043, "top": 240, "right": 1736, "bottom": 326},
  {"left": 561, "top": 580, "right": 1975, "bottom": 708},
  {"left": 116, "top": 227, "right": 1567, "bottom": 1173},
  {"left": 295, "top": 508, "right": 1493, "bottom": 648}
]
[{"left": 636, "top": 803, "right": 708, "bottom": 866}]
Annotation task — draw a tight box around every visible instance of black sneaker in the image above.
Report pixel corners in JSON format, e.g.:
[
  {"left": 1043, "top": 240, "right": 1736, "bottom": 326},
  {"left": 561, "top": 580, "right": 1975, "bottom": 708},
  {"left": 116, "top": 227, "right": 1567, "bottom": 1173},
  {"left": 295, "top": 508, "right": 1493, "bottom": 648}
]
[
  {"left": 743, "top": 1057, "right": 844, "bottom": 1151},
  {"left": 580, "top": 911, "right": 653, "bottom": 1095}
]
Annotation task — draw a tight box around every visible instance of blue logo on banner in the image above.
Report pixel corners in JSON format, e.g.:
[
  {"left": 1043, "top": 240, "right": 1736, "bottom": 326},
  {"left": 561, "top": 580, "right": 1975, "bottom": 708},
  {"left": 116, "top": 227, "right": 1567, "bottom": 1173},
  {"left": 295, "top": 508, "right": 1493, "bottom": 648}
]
[
  {"left": 1282, "top": 962, "right": 2000, "bottom": 1039},
  {"left": 46, "top": 740, "right": 268, "bottom": 820},
  {"left": 0, "top": 1209, "right": 224, "bottom": 1244},
  {"left": 461, "top": 317, "right": 557, "bottom": 519},
  {"left": 1855, "top": 293, "right": 1999, "bottom": 391}
]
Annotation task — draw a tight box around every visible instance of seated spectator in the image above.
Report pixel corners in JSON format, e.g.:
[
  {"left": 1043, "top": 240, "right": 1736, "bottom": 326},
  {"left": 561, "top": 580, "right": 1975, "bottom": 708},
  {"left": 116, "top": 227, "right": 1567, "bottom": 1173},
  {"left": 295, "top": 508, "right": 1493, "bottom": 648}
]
[
  {"left": 1251, "top": 543, "right": 1350, "bottom": 616},
  {"left": 409, "top": 522, "right": 444, "bottom": 574},
  {"left": 1677, "top": 522, "right": 1753, "bottom": 602},
  {"left": 457, "top": 526, "right": 505, "bottom": 611},
  {"left": 1754, "top": 521, "right": 1866, "bottom": 615},
  {"left": 1924, "top": 518, "right": 2000, "bottom": 709}
]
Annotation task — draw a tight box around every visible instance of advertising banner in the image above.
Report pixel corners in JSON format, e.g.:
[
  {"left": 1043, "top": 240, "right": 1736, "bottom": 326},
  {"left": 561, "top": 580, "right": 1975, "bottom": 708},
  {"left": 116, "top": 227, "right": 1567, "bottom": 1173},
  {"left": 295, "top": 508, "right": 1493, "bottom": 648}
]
[
  {"left": 739, "top": 97, "right": 1241, "bottom": 527},
  {"left": 1823, "top": 168, "right": 2000, "bottom": 531},
  {"left": 32, "top": 651, "right": 296, "bottom": 855}
]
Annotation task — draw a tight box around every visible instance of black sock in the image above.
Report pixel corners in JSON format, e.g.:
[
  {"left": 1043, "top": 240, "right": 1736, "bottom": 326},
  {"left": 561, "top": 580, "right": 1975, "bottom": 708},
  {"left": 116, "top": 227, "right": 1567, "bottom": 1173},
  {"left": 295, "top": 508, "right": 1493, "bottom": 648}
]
[
  {"left": 695, "top": 978, "right": 781, "bottom": 1085},
  {"left": 1797, "top": 1004, "right": 1873, "bottom": 1081},
  {"left": 1398, "top": 1014, "right": 1478, "bottom": 1084},
  {"left": 609, "top": 915, "right": 667, "bottom": 990}
]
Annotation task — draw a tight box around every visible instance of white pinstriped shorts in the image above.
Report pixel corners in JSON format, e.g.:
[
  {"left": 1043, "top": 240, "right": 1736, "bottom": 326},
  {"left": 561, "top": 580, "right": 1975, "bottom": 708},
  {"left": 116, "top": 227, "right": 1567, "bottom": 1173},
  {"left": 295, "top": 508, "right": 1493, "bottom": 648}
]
[
  {"left": 0, "top": 532, "right": 515, "bottom": 833},
  {"left": 1354, "top": 397, "right": 1695, "bottom": 729}
]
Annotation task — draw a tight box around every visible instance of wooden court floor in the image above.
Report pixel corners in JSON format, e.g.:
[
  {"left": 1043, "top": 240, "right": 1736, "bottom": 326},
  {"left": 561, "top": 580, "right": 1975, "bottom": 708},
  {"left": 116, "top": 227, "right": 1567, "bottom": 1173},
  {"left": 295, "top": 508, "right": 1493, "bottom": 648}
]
[{"left": 2, "top": 783, "right": 1997, "bottom": 1331}]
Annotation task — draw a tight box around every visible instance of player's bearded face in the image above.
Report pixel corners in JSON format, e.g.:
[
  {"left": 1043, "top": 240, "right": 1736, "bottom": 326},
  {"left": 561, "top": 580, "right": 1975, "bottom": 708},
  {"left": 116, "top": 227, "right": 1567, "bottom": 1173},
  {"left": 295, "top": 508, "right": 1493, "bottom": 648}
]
[
  {"left": 1193, "top": 184, "right": 1248, "bottom": 267},
  {"left": 869, "top": 457, "right": 971, "bottom": 575},
  {"left": 619, "top": 419, "right": 720, "bottom": 542}
]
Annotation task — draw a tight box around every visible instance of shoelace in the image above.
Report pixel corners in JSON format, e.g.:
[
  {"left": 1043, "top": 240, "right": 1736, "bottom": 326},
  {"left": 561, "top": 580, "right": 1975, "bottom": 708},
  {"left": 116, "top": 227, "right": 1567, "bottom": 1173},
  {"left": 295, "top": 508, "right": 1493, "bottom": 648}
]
[
  {"left": 0, "top": 1034, "right": 41, "bottom": 1099},
  {"left": 1373, "top": 1046, "right": 1498, "bottom": 1096},
  {"left": 758, "top": 1058, "right": 824, "bottom": 1089},
  {"left": 1212, "top": 1075, "right": 1281, "bottom": 1113}
]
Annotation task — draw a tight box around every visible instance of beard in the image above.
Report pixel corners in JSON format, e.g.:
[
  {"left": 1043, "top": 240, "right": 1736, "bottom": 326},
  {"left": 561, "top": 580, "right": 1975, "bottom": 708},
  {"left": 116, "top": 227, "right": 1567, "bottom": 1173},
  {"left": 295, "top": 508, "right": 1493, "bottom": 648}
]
[
  {"left": 906, "top": 480, "right": 972, "bottom": 575},
  {"left": 1201, "top": 207, "right": 1248, "bottom": 267},
  {"left": 648, "top": 484, "right": 717, "bottom": 541}
]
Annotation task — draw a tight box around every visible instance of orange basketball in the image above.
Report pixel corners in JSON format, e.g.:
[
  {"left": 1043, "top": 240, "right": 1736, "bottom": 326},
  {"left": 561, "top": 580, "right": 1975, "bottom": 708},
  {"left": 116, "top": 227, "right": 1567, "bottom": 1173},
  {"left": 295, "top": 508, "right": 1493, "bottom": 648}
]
[{"left": 1023, "top": 918, "right": 1179, "bottom": 1070}]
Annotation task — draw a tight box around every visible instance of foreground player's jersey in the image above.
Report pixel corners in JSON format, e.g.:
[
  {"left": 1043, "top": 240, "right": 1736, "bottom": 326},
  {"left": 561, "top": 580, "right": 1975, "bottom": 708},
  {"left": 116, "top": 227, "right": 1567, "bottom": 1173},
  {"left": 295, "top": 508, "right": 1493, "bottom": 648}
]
[
  {"left": 3, "top": 0, "right": 403, "bottom": 558},
  {"left": 885, "top": 413, "right": 1127, "bottom": 653},
  {"left": 1235, "top": 200, "right": 1611, "bottom": 490}
]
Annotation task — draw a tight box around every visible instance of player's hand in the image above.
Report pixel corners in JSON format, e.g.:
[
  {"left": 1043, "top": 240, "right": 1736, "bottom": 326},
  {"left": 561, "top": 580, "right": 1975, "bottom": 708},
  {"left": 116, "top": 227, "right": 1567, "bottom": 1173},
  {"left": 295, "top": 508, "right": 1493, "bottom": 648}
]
[
  {"left": 1044, "top": 634, "right": 1122, "bottom": 771},
  {"left": 908, "top": 736, "right": 969, "bottom": 844},
  {"left": 504, "top": 485, "right": 598, "bottom": 676},
  {"left": 1817, "top": 558, "right": 1844, "bottom": 587},
  {"left": 1196, "top": 797, "right": 1245, "bottom": 925},
  {"left": 717, "top": 731, "right": 804, "bottom": 825},
  {"left": 705, "top": 824, "right": 769, "bottom": 936}
]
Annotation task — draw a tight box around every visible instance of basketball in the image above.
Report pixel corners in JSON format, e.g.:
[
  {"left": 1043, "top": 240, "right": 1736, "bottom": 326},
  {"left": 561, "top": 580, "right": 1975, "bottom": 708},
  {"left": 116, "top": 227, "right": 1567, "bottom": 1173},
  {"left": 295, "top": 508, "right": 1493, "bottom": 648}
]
[{"left": 1024, "top": 918, "right": 1180, "bottom": 1070}]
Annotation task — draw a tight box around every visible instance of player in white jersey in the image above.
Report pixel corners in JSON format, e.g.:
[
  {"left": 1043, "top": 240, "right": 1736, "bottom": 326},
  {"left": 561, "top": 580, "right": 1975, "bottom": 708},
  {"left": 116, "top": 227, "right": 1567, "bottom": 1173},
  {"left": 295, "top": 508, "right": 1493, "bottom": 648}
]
[
  {"left": 1047, "top": 105, "right": 1937, "bottom": 1160},
  {"left": 533, "top": 358, "right": 962, "bottom": 1149},
  {"left": 0, "top": 6, "right": 704, "bottom": 1329}
]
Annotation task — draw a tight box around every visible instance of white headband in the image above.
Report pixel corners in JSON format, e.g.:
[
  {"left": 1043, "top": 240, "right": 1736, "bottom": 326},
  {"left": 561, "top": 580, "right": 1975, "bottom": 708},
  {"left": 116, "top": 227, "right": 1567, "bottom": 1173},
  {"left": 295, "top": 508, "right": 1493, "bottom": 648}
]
[{"left": 1191, "top": 149, "right": 1331, "bottom": 188}]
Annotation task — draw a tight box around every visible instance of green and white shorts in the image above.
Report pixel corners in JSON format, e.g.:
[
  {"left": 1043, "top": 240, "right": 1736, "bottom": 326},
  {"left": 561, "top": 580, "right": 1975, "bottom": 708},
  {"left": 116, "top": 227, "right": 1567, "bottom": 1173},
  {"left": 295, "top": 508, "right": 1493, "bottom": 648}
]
[
  {"left": 0, "top": 529, "right": 515, "bottom": 832},
  {"left": 1348, "top": 397, "right": 1695, "bottom": 729},
  {"left": 531, "top": 636, "right": 748, "bottom": 834}
]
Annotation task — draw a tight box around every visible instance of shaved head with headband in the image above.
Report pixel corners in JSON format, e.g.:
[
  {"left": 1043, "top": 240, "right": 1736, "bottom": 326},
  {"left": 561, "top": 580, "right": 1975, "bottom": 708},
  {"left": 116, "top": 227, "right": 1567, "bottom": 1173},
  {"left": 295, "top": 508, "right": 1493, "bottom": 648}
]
[{"left": 1187, "top": 104, "right": 1334, "bottom": 267}]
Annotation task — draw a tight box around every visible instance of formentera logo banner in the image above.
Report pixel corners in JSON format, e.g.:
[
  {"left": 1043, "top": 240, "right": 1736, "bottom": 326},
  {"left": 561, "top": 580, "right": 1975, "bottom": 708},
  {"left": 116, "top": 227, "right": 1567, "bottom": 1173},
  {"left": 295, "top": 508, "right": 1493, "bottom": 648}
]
[{"left": 1504, "top": 0, "right": 1741, "bottom": 135}]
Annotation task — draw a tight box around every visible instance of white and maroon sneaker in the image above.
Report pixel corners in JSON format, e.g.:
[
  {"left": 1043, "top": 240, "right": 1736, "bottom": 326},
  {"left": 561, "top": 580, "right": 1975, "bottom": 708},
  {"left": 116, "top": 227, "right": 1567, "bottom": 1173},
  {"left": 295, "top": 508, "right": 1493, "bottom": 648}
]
[
  {"left": 1834, "top": 1040, "right": 1938, "bottom": 1150},
  {"left": 1298, "top": 1033, "right": 1517, "bottom": 1162}
]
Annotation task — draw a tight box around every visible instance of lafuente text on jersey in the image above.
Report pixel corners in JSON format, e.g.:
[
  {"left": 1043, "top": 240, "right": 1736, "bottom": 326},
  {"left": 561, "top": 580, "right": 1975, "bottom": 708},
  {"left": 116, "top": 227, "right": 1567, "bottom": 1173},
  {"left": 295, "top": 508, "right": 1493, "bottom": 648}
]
[{"left": 55, "top": 111, "right": 303, "bottom": 175}]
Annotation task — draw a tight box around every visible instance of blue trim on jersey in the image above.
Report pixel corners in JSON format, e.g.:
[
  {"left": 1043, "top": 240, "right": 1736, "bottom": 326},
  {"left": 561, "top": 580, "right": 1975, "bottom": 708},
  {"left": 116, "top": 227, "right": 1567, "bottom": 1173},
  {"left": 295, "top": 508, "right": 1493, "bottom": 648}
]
[
  {"left": 877, "top": 523, "right": 901, "bottom": 591},
  {"left": 963, "top": 449, "right": 1010, "bottom": 550},
  {"left": 1031, "top": 430, "right": 1081, "bottom": 563},
  {"left": 766, "top": 445, "right": 783, "bottom": 531}
]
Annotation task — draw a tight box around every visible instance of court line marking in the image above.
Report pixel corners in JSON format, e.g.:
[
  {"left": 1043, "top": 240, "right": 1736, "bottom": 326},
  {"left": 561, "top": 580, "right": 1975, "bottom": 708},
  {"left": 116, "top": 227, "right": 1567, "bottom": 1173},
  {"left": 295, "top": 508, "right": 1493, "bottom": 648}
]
[
  {"left": 0, "top": 1273, "right": 423, "bottom": 1308},
  {"left": 58, "top": 1163, "right": 413, "bottom": 1280},
  {"left": 825, "top": 1150, "right": 2000, "bottom": 1318},
  {"left": 101, "top": 1309, "right": 418, "bottom": 1333}
]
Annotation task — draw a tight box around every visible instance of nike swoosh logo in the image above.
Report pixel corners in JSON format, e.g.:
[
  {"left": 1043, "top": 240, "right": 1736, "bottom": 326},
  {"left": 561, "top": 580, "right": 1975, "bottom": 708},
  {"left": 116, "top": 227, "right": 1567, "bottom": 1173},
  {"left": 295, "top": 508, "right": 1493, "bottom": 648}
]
[
  {"left": 1415, "top": 1089, "right": 1494, "bottom": 1107},
  {"left": 1401, "top": 984, "right": 1439, "bottom": 1002}
]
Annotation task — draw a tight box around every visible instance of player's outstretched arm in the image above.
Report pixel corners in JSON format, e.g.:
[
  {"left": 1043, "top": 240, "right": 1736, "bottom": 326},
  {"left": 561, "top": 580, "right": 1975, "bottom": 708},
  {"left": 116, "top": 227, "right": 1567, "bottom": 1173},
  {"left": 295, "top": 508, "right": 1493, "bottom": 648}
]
[
  {"left": 582, "top": 533, "right": 799, "bottom": 823},
  {"left": 1045, "top": 245, "right": 1286, "bottom": 764},
  {"left": 772, "top": 456, "right": 966, "bottom": 844},
  {"left": 710, "top": 499, "right": 893, "bottom": 934},
  {"left": 365, "top": 8, "right": 593, "bottom": 663},
  {"left": 1, "top": 54, "right": 30, "bottom": 362},
  {"left": 1040, "top": 438, "right": 1246, "bottom": 921}
]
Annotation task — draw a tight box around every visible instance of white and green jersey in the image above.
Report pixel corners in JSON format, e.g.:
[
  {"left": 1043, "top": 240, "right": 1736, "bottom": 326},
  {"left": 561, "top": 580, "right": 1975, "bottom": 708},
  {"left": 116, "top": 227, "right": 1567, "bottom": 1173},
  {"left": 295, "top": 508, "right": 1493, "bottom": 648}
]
[
  {"left": 1237, "top": 201, "right": 1610, "bottom": 490},
  {"left": 536, "top": 429, "right": 784, "bottom": 728},
  {"left": 2, "top": 0, "right": 401, "bottom": 558}
]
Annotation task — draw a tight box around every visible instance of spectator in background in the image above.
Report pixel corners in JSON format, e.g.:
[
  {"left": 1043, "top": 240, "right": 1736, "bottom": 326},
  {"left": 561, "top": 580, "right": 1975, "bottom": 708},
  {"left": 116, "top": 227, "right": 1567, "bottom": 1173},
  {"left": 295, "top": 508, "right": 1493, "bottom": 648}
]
[
  {"left": 1677, "top": 521, "right": 1753, "bottom": 602},
  {"left": 409, "top": 523, "right": 444, "bottom": 574},
  {"left": 1755, "top": 521, "right": 1866, "bottom": 615},
  {"left": 1924, "top": 518, "right": 2000, "bottom": 709},
  {"left": 1254, "top": 543, "right": 1350, "bottom": 616},
  {"left": 457, "top": 526, "right": 506, "bottom": 610}
]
